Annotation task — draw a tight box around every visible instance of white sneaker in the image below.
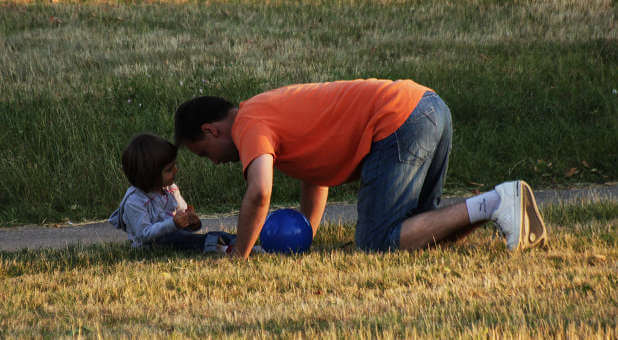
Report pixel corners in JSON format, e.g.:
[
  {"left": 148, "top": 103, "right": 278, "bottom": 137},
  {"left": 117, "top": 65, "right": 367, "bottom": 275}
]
[{"left": 491, "top": 180, "right": 548, "bottom": 251}]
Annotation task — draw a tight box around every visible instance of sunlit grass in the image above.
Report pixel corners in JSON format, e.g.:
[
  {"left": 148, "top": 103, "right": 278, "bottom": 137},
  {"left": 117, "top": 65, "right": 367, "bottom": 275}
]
[
  {"left": 1, "top": 0, "right": 616, "bottom": 225},
  {"left": 0, "top": 201, "right": 616, "bottom": 338}
]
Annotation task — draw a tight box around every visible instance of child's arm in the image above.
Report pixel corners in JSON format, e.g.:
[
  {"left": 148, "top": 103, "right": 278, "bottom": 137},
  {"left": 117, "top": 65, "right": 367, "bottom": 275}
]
[
  {"left": 167, "top": 183, "right": 188, "bottom": 213},
  {"left": 166, "top": 184, "right": 201, "bottom": 231}
]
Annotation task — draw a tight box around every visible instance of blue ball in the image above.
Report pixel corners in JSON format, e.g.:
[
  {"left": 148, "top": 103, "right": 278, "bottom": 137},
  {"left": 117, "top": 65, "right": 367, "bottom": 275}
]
[{"left": 260, "top": 209, "right": 313, "bottom": 254}]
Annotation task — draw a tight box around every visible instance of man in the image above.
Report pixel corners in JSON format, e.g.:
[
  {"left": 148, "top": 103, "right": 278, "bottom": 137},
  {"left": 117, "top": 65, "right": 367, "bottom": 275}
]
[{"left": 174, "top": 79, "right": 548, "bottom": 258}]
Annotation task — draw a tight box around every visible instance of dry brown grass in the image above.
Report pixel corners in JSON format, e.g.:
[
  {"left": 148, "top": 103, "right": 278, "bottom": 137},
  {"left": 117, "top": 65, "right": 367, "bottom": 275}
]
[{"left": 1, "top": 208, "right": 616, "bottom": 338}]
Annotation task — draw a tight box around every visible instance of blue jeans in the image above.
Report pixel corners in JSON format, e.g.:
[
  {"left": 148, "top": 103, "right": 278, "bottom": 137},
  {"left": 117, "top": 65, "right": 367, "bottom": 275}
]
[
  {"left": 355, "top": 91, "right": 452, "bottom": 251},
  {"left": 151, "top": 231, "right": 236, "bottom": 252}
]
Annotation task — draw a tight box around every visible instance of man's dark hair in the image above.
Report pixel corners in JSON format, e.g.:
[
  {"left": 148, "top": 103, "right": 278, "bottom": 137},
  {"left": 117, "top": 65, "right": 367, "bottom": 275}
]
[
  {"left": 174, "top": 96, "right": 235, "bottom": 145},
  {"left": 121, "top": 133, "right": 178, "bottom": 192}
]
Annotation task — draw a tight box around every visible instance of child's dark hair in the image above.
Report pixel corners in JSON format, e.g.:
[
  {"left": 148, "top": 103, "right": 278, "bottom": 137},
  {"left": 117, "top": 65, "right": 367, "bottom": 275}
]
[
  {"left": 174, "top": 96, "right": 235, "bottom": 146},
  {"left": 122, "top": 134, "right": 178, "bottom": 192}
]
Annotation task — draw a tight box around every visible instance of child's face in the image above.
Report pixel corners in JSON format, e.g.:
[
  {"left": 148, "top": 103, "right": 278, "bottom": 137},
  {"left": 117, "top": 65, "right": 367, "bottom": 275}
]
[{"left": 161, "top": 161, "right": 178, "bottom": 187}]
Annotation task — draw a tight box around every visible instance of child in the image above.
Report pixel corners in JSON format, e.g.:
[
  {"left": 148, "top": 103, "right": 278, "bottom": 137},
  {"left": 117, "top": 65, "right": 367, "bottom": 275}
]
[{"left": 109, "top": 133, "right": 236, "bottom": 252}]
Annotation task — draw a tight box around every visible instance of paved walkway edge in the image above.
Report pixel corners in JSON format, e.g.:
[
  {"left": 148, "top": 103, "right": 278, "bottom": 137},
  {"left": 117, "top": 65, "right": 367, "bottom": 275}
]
[{"left": 1, "top": 185, "right": 616, "bottom": 252}]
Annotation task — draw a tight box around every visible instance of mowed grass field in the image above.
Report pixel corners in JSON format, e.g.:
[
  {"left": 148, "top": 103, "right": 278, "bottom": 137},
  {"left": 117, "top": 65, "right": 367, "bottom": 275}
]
[
  {"left": 1, "top": 0, "right": 616, "bottom": 225},
  {"left": 1, "top": 1, "right": 617, "bottom": 338},
  {"left": 0, "top": 200, "right": 616, "bottom": 338}
]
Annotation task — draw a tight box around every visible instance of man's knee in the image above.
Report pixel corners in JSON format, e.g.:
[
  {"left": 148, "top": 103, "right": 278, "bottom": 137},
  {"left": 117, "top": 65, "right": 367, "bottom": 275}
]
[{"left": 354, "top": 223, "right": 402, "bottom": 252}]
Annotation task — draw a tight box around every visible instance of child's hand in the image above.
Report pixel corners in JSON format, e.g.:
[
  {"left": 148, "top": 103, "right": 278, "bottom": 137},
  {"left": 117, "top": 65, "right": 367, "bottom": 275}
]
[
  {"left": 174, "top": 205, "right": 201, "bottom": 231},
  {"left": 173, "top": 210, "right": 192, "bottom": 229},
  {"left": 185, "top": 205, "right": 202, "bottom": 231}
]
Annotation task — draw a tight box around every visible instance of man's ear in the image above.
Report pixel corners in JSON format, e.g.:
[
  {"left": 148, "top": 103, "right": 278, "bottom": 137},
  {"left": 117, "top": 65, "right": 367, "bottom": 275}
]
[{"left": 200, "top": 123, "right": 219, "bottom": 137}]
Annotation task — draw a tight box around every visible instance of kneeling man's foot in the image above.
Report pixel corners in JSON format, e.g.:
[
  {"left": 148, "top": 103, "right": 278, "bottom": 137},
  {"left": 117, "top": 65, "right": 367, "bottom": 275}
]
[{"left": 491, "top": 180, "right": 548, "bottom": 251}]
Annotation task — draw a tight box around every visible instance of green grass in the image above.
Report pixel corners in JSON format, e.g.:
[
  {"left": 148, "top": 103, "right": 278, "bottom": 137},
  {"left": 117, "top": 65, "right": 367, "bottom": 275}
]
[
  {"left": 0, "top": 201, "right": 616, "bottom": 338},
  {"left": 1, "top": 0, "right": 617, "bottom": 225}
]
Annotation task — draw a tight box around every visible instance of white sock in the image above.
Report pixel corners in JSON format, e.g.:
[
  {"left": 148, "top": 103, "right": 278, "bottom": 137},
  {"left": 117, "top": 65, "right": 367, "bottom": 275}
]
[{"left": 465, "top": 190, "right": 501, "bottom": 224}]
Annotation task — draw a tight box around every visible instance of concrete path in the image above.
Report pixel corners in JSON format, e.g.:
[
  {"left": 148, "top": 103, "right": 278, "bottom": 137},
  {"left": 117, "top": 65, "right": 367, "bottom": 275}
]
[{"left": 1, "top": 184, "right": 616, "bottom": 252}]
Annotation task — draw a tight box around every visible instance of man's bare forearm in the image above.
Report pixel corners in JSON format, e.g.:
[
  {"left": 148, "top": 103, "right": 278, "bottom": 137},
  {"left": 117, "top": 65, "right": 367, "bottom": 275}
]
[
  {"left": 234, "top": 189, "right": 271, "bottom": 259},
  {"left": 233, "top": 154, "right": 274, "bottom": 258},
  {"left": 300, "top": 182, "right": 329, "bottom": 236}
]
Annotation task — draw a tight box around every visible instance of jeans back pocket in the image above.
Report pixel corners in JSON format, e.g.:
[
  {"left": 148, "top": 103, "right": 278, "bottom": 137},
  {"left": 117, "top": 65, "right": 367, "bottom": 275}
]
[{"left": 395, "top": 107, "right": 439, "bottom": 165}]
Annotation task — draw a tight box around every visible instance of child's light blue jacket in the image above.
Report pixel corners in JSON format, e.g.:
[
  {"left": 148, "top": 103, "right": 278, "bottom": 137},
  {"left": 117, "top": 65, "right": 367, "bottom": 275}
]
[{"left": 109, "top": 186, "right": 178, "bottom": 247}]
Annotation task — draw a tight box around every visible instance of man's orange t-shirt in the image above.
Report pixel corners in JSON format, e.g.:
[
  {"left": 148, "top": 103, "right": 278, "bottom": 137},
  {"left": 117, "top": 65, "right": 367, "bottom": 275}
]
[{"left": 232, "top": 79, "right": 432, "bottom": 186}]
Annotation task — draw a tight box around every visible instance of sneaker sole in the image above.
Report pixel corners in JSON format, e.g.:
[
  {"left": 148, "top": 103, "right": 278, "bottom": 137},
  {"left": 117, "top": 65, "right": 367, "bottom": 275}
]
[{"left": 518, "top": 181, "right": 549, "bottom": 250}]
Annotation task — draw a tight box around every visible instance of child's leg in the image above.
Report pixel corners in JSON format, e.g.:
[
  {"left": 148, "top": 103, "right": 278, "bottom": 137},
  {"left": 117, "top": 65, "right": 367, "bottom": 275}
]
[
  {"left": 203, "top": 231, "right": 237, "bottom": 252},
  {"left": 153, "top": 230, "right": 207, "bottom": 251},
  {"left": 203, "top": 231, "right": 265, "bottom": 254}
]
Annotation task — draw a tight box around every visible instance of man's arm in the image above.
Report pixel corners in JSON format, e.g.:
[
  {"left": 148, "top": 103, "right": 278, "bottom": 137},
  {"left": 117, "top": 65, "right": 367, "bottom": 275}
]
[
  {"left": 300, "top": 181, "right": 329, "bottom": 236},
  {"left": 233, "top": 154, "right": 274, "bottom": 259}
]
